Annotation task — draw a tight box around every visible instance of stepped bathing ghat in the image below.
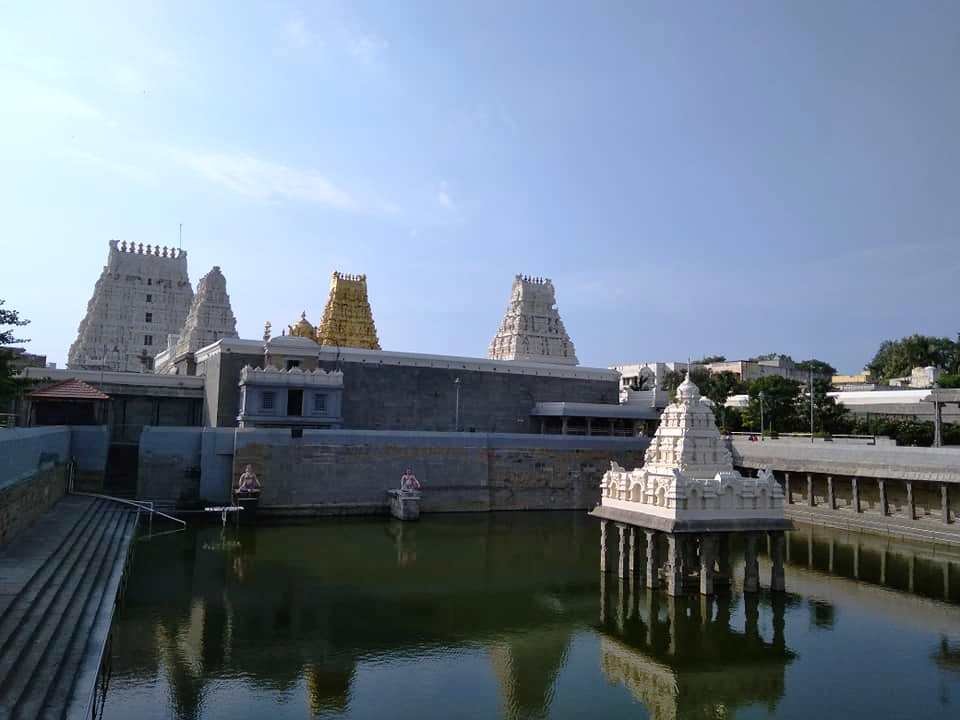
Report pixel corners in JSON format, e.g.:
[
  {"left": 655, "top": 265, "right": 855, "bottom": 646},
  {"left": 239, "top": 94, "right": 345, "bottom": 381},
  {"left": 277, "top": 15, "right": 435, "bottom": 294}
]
[{"left": 591, "top": 373, "right": 792, "bottom": 595}]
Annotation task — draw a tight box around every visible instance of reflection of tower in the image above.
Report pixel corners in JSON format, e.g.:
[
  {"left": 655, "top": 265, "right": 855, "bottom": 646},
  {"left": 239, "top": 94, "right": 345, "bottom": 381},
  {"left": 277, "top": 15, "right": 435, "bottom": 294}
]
[
  {"left": 305, "top": 662, "right": 355, "bottom": 716},
  {"left": 599, "top": 579, "right": 794, "bottom": 720},
  {"left": 489, "top": 627, "right": 572, "bottom": 719}
]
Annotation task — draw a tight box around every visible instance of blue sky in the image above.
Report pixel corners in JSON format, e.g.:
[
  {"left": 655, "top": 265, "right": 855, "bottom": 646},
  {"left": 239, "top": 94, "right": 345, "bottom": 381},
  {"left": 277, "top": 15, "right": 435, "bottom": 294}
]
[{"left": 2, "top": 1, "right": 958, "bottom": 372}]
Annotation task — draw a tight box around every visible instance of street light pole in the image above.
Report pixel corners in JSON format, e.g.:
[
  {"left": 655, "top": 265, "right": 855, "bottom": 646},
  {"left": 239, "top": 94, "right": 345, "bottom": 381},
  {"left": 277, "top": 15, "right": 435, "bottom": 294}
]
[
  {"left": 454, "top": 377, "right": 461, "bottom": 432},
  {"left": 759, "top": 391, "right": 765, "bottom": 441}
]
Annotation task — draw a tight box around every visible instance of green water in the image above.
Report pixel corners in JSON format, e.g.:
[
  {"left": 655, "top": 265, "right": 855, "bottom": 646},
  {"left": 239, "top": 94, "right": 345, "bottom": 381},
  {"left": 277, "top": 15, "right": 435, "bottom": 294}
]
[{"left": 103, "top": 513, "right": 960, "bottom": 720}]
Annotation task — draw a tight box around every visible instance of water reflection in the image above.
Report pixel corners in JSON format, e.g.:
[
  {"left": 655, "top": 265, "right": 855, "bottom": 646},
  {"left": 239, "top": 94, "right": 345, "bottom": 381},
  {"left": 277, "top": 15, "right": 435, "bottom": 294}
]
[
  {"left": 599, "top": 575, "right": 796, "bottom": 719},
  {"left": 104, "top": 514, "right": 960, "bottom": 720},
  {"left": 784, "top": 523, "right": 960, "bottom": 603}
]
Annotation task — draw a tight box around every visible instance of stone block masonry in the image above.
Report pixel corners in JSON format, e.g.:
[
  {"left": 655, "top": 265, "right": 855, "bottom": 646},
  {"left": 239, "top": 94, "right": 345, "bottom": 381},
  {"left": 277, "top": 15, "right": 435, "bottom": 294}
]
[
  {"left": 137, "top": 427, "right": 649, "bottom": 514},
  {"left": 0, "top": 427, "right": 72, "bottom": 545}
]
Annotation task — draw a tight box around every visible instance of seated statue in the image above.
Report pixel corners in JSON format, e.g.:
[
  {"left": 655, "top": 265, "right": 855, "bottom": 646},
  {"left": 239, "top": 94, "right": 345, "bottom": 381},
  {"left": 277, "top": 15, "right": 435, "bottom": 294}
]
[
  {"left": 399, "top": 467, "right": 421, "bottom": 493},
  {"left": 236, "top": 464, "right": 262, "bottom": 495}
]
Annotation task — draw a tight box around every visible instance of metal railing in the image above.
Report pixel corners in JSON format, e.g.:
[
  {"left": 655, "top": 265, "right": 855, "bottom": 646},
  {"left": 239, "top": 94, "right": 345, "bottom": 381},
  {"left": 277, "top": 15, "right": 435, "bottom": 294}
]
[{"left": 66, "top": 458, "right": 186, "bottom": 531}]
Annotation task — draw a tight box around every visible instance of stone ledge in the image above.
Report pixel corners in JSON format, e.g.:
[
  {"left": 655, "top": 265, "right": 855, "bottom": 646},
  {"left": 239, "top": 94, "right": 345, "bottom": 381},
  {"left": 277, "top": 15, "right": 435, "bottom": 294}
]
[{"left": 590, "top": 505, "right": 794, "bottom": 534}]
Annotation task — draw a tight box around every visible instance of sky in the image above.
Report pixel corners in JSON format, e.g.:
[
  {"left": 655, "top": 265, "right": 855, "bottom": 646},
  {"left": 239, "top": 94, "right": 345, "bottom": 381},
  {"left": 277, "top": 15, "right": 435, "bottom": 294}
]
[{"left": 2, "top": 1, "right": 959, "bottom": 373}]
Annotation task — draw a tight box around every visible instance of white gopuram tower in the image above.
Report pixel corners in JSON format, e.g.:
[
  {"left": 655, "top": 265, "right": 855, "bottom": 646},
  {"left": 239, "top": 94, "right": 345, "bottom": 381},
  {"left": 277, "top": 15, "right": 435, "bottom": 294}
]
[
  {"left": 154, "top": 266, "right": 238, "bottom": 373},
  {"left": 68, "top": 241, "right": 193, "bottom": 373},
  {"left": 593, "top": 373, "right": 791, "bottom": 596},
  {"left": 487, "top": 274, "right": 578, "bottom": 365}
]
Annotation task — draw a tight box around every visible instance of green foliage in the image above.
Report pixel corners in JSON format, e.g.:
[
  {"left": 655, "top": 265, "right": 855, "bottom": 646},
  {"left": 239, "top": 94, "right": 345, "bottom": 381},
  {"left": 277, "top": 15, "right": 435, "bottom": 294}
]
[
  {"left": 846, "top": 416, "right": 960, "bottom": 447},
  {"left": 796, "top": 359, "right": 837, "bottom": 377},
  {"left": 0, "top": 300, "right": 30, "bottom": 406},
  {"left": 801, "top": 378, "right": 850, "bottom": 434},
  {"left": 751, "top": 352, "right": 788, "bottom": 362},
  {"left": 743, "top": 376, "right": 802, "bottom": 433},
  {"left": 697, "top": 355, "right": 726, "bottom": 364},
  {"left": 663, "top": 369, "right": 685, "bottom": 400},
  {"left": 0, "top": 299, "right": 29, "bottom": 346},
  {"left": 937, "top": 373, "right": 960, "bottom": 389},
  {"left": 867, "top": 334, "right": 960, "bottom": 381}
]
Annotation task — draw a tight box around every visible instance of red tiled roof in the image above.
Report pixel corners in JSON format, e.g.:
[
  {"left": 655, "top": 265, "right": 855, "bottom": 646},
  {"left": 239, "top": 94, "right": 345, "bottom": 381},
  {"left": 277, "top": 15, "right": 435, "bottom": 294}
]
[{"left": 28, "top": 378, "right": 110, "bottom": 401}]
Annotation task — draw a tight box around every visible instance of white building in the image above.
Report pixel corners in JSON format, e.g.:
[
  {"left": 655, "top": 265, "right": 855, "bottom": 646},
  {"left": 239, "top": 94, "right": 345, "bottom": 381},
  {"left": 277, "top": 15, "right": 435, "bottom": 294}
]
[{"left": 68, "top": 241, "right": 193, "bottom": 373}]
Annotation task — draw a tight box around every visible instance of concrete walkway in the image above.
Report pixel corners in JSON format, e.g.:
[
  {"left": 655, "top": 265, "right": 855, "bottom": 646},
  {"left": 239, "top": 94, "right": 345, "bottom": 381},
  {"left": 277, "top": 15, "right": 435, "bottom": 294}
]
[{"left": 0, "top": 495, "right": 138, "bottom": 720}]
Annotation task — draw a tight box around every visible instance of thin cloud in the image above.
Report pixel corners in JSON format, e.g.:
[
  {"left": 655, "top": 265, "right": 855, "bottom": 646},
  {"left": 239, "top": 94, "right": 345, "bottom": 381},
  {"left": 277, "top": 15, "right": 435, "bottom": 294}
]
[
  {"left": 55, "top": 148, "right": 154, "bottom": 183},
  {"left": 6, "top": 74, "right": 102, "bottom": 120},
  {"left": 173, "top": 149, "right": 358, "bottom": 211},
  {"left": 282, "top": 17, "right": 315, "bottom": 51},
  {"left": 345, "top": 31, "right": 388, "bottom": 64}
]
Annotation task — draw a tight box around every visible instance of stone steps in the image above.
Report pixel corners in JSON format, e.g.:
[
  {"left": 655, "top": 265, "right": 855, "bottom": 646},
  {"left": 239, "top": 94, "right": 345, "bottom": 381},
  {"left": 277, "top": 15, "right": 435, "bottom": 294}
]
[{"left": 0, "top": 496, "right": 138, "bottom": 720}]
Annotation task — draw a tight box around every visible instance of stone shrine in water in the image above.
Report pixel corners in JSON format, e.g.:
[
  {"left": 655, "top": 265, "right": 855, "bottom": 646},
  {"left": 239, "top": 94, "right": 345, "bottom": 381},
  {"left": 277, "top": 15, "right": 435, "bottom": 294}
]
[
  {"left": 488, "top": 274, "right": 578, "bottom": 365},
  {"left": 591, "top": 373, "right": 792, "bottom": 595}
]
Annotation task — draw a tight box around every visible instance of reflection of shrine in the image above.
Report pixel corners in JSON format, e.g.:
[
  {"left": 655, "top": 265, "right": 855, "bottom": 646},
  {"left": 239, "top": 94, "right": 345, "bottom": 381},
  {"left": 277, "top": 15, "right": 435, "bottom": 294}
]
[{"left": 599, "top": 574, "right": 795, "bottom": 720}]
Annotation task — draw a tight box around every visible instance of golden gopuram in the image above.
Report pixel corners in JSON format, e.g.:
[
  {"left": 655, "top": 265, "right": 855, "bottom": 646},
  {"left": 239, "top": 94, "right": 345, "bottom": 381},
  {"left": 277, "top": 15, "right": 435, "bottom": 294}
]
[{"left": 287, "top": 272, "right": 381, "bottom": 350}]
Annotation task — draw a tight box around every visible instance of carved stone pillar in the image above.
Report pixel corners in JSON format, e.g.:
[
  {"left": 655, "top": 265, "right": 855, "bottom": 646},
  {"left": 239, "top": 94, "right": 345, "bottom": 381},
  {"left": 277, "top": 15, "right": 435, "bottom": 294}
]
[
  {"left": 827, "top": 476, "right": 835, "bottom": 510},
  {"left": 699, "top": 535, "right": 717, "bottom": 595},
  {"left": 878, "top": 479, "right": 887, "bottom": 517},
  {"left": 645, "top": 530, "right": 660, "bottom": 588},
  {"left": 807, "top": 474, "right": 814, "bottom": 507},
  {"left": 943, "top": 484, "right": 951, "bottom": 525},
  {"left": 852, "top": 477, "right": 861, "bottom": 513},
  {"left": 666, "top": 535, "right": 684, "bottom": 596},
  {"left": 784, "top": 472, "right": 791, "bottom": 504},
  {"left": 617, "top": 523, "right": 628, "bottom": 579},
  {"left": 769, "top": 531, "right": 786, "bottom": 592},
  {"left": 716, "top": 535, "right": 731, "bottom": 586},
  {"left": 630, "top": 527, "right": 647, "bottom": 587},
  {"left": 743, "top": 534, "right": 759, "bottom": 593},
  {"left": 906, "top": 481, "right": 915, "bottom": 521},
  {"left": 600, "top": 520, "right": 608, "bottom": 574}
]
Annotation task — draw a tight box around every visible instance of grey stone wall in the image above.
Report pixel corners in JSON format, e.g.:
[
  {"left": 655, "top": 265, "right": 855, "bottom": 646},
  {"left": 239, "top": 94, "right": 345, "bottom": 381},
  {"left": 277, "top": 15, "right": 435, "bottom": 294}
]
[
  {"left": 138, "top": 427, "right": 204, "bottom": 505},
  {"left": 136, "top": 427, "right": 649, "bottom": 513},
  {"left": 211, "top": 352, "right": 619, "bottom": 432},
  {"left": 0, "top": 462, "right": 66, "bottom": 546},
  {"left": 0, "top": 428, "right": 72, "bottom": 546}
]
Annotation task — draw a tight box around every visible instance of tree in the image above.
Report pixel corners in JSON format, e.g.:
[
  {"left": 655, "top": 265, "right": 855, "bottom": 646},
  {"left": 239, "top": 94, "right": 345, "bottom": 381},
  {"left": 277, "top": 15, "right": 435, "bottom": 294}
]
[
  {"left": 800, "top": 378, "right": 850, "bottom": 435},
  {"left": 690, "top": 369, "right": 745, "bottom": 431},
  {"left": 743, "top": 376, "right": 802, "bottom": 434},
  {"left": 663, "top": 369, "right": 685, "bottom": 400},
  {"left": 796, "top": 359, "right": 837, "bottom": 377},
  {"left": 0, "top": 299, "right": 31, "bottom": 406},
  {"left": 697, "top": 355, "right": 726, "bottom": 364},
  {"left": 937, "top": 373, "right": 960, "bottom": 389},
  {"left": 867, "top": 334, "right": 959, "bottom": 381}
]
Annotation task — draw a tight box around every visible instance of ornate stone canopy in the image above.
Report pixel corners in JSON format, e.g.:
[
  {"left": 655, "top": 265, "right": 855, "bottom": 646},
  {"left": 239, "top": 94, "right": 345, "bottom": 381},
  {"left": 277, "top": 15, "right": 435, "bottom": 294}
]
[{"left": 600, "top": 373, "right": 784, "bottom": 521}]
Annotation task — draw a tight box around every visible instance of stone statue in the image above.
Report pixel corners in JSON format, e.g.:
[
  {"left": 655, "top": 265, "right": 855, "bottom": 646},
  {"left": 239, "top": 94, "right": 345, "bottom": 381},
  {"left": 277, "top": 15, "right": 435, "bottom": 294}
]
[
  {"left": 399, "top": 468, "right": 421, "bottom": 493},
  {"left": 237, "top": 464, "right": 261, "bottom": 494}
]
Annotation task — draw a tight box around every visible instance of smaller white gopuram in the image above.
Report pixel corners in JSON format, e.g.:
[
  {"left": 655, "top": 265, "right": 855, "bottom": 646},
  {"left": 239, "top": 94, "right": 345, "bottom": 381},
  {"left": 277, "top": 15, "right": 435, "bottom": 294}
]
[
  {"left": 487, "top": 274, "right": 578, "bottom": 365},
  {"left": 592, "top": 373, "right": 791, "bottom": 596}
]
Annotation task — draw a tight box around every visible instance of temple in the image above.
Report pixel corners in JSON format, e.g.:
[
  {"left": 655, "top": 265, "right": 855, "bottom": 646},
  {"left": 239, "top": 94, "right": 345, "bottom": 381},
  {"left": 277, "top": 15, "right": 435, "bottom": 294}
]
[
  {"left": 280, "top": 272, "right": 380, "bottom": 350},
  {"left": 154, "top": 266, "right": 238, "bottom": 374},
  {"left": 68, "top": 240, "right": 193, "bottom": 372},
  {"left": 315, "top": 272, "right": 380, "bottom": 349},
  {"left": 488, "top": 275, "right": 578, "bottom": 365},
  {"left": 591, "top": 373, "right": 792, "bottom": 595}
]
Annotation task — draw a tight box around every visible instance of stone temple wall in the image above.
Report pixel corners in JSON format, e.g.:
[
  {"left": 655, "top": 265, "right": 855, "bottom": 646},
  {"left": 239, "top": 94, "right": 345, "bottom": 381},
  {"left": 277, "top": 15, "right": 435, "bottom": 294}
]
[
  {"left": 206, "top": 351, "right": 618, "bottom": 430},
  {"left": 137, "top": 428, "right": 649, "bottom": 512}
]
